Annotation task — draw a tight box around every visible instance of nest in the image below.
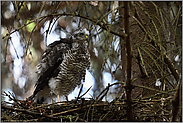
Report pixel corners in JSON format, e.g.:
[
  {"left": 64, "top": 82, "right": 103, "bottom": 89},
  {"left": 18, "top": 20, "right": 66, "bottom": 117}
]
[{"left": 1, "top": 88, "right": 180, "bottom": 122}]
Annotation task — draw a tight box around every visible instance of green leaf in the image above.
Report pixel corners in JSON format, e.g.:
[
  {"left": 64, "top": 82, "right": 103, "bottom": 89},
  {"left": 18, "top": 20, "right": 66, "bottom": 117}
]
[{"left": 26, "top": 20, "right": 36, "bottom": 32}]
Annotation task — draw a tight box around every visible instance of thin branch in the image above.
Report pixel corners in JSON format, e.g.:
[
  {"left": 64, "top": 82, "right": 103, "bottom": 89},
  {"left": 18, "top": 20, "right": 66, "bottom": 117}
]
[
  {"left": 2, "top": 12, "right": 126, "bottom": 40},
  {"left": 9, "top": 37, "right": 19, "bottom": 59},
  {"left": 164, "top": 54, "right": 180, "bottom": 82},
  {"left": 50, "top": 102, "right": 116, "bottom": 117},
  {"left": 171, "top": 77, "right": 182, "bottom": 121},
  {"left": 74, "top": 84, "right": 83, "bottom": 104},
  {"left": 133, "top": 84, "right": 173, "bottom": 94},
  {"left": 95, "top": 81, "right": 125, "bottom": 101},
  {"left": 79, "top": 85, "right": 92, "bottom": 98},
  {"left": 2, "top": 19, "right": 37, "bottom": 40},
  {"left": 1, "top": 105, "right": 59, "bottom": 120}
]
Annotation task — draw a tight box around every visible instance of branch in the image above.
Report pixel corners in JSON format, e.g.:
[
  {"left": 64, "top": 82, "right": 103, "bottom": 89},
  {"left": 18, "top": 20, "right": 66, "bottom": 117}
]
[
  {"left": 2, "top": 12, "right": 126, "bottom": 40},
  {"left": 2, "top": 19, "right": 37, "bottom": 39},
  {"left": 1, "top": 105, "right": 59, "bottom": 120},
  {"left": 124, "top": 1, "right": 134, "bottom": 121},
  {"left": 95, "top": 81, "right": 125, "bottom": 101},
  {"left": 133, "top": 2, "right": 180, "bottom": 84},
  {"left": 119, "top": 1, "right": 127, "bottom": 83},
  {"left": 164, "top": 55, "right": 179, "bottom": 82},
  {"left": 171, "top": 77, "right": 182, "bottom": 121}
]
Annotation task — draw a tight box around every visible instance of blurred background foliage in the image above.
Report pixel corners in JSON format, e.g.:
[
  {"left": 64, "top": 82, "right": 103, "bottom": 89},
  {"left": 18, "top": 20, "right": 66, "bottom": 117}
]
[{"left": 1, "top": 1, "right": 182, "bottom": 105}]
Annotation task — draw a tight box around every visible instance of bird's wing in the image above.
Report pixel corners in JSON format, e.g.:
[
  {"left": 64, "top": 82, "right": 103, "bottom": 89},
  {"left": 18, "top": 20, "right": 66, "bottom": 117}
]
[
  {"left": 30, "top": 39, "right": 73, "bottom": 99},
  {"left": 48, "top": 44, "right": 90, "bottom": 96}
]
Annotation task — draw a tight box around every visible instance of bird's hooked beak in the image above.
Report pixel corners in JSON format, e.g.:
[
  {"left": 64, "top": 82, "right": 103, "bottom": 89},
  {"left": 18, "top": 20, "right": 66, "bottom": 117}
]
[
  {"left": 85, "top": 35, "right": 88, "bottom": 41},
  {"left": 72, "top": 28, "right": 89, "bottom": 43},
  {"left": 77, "top": 34, "right": 89, "bottom": 43}
]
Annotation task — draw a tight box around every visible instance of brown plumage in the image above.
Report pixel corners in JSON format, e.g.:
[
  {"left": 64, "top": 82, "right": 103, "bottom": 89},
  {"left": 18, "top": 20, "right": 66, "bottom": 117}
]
[{"left": 29, "top": 29, "right": 90, "bottom": 103}]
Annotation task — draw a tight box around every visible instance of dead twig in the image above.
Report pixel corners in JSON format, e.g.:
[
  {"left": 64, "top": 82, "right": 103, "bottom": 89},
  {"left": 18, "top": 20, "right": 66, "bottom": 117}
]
[
  {"left": 1, "top": 105, "right": 59, "bottom": 120},
  {"left": 74, "top": 84, "right": 83, "bottom": 104},
  {"left": 79, "top": 85, "right": 92, "bottom": 98}
]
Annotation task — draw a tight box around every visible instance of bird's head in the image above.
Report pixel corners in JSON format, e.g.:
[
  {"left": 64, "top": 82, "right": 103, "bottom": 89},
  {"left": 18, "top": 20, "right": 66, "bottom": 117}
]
[{"left": 72, "top": 28, "right": 89, "bottom": 43}]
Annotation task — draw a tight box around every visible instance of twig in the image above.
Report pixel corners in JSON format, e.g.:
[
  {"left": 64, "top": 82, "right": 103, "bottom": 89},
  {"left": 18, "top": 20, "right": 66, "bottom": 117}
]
[
  {"left": 9, "top": 37, "right": 19, "bottom": 59},
  {"left": 1, "top": 105, "right": 59, "bottom": 120},
  {"left": 141, "top": 89, "right": 176, "bottom": 100},
  {"left": 164, "top": 54, "right": 179, "bottom": 82},
  {"left": 79, "top": 85, "right": 92, "bottom": 98},
  {"left": 133, "top": 84, "right": 169, "bottom": 94},
  {"left": 96, "top": 81, "right": 125, "bottom": 101},
  {"left": 50, "top": 102, "right": 111, "bottom": 117},
  {"left": 2, "top": 12, "right": 126, "bottom": 40},
  {"left": 2, "top": 19, "right": 36, "bottom": 40},
  {"left": 98, "top": 83, "right": 110, "bottom": 101},
  {"left": 74, "top": 84, "right": 83, "bottom": 104},
  {"left": 171, "top": 77, "right": 182, "bottom": 121}
]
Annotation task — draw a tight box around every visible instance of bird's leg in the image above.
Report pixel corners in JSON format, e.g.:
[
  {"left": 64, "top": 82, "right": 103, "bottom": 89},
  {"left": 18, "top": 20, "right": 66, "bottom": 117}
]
[
  {"left": 57, "top": 94, "right": 60, "bottom": 102},
  {"left": 65, "top": 95, "right": 68, "bottom": 101}
]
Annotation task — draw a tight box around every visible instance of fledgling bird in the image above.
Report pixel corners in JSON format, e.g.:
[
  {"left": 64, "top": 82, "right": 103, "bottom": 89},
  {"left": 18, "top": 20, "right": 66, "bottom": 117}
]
[{"left": 29, "top": 28, "right": 90, "bottom": 103}]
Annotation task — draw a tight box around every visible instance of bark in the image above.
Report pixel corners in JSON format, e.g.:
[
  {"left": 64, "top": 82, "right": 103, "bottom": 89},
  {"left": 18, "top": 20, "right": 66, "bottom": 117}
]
[
  {"left": 119, "top": 1, "right": 126, "bottom": 82},
  {"left": 124, "top": 1, "right": 133, "bottom": 121},
  {"left": 171, "top": 77, "right": 182, "bottom": 121}
]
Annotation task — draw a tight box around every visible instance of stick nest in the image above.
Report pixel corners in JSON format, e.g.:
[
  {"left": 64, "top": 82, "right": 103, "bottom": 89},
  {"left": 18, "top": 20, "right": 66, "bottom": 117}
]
[{"left": 1, "top": 90, "right": 180, "bottom": 122}]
